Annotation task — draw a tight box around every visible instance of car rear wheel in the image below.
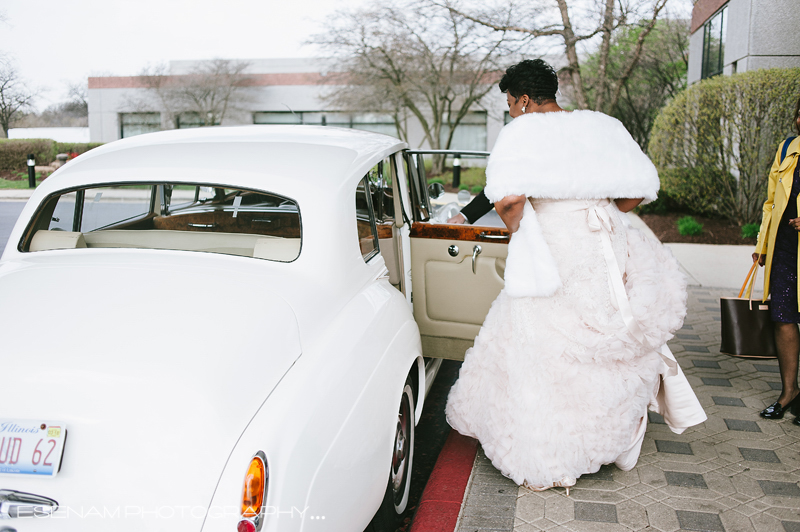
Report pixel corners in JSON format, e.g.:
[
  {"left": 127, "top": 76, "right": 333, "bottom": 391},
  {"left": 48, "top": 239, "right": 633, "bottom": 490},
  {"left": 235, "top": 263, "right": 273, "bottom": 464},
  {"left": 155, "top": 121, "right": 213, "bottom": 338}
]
[{"left": 366, "top": 378, "right": 415, "bottom": 532}]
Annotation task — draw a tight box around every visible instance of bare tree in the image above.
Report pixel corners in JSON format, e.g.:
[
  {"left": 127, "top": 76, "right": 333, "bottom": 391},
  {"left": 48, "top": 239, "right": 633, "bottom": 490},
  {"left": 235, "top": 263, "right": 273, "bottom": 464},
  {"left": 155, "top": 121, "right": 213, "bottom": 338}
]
[
  {"left": 310, "top": 0, "right": 513, "bottom": 174},
  {"left": 133, "top": 59, "right": 252, "bottom": 129},
  {"left": 0, "top": 57, "right": 36, "bottom": 137},
  {"left": 583, "top": 17, "right": 689, "bottom": 149},
  {"left": 66, "top": 81, "right": 88, "bottom": 114},
  {"left": 15, "top": 80, "right": 92, "bottom": 128},
  {"left": 438, "top": 0, "right": 669, "bottom": 113}
]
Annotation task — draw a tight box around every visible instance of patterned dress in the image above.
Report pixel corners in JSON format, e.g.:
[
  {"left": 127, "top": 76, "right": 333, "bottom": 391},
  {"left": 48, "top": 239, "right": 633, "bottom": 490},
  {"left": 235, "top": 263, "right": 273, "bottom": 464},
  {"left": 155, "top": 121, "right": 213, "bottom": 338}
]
[{"left": 770, "top": 164, "right": 800, "bottom": 323}]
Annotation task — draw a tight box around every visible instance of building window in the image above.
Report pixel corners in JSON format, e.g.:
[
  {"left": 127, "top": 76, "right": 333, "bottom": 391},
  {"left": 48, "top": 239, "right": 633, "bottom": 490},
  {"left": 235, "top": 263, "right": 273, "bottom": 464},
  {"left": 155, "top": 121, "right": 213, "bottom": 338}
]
[
  {"left": 176, "top": 112, "right": 220, "bottom": 128},
  {"left": 701, "top": 6, "right": 727, "bottom": 79},
  {"left": 253, "top": 111, "right": 302, "bottom": 125},
  {"left": 350, "top": 114, "right": 397, "bottom": 137},
  {"left": 440, "top": 112, "right": 487, "bottom": 151},
  {"left": 120, "top": 113, "right": 161, "bottom": 138},
  {"left": 253, "top": 111, "right": 397, "bottom": 137}
]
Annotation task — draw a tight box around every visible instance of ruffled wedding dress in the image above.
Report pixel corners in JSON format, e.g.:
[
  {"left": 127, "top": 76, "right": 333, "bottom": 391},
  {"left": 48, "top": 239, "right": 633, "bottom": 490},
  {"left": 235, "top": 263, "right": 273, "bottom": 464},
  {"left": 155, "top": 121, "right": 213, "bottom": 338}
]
[
  {"left": 445, "top": 197, "right": 693, "bottom": 488},
  {"left": 445, "top": 111, "right": 706, "bottom": 488}
]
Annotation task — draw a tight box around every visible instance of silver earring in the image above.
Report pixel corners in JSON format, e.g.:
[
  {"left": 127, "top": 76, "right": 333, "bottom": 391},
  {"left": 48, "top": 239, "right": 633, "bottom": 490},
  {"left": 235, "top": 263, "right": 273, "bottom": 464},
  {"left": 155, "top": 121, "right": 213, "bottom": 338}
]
[{"left": 522, "top": 106, "right": 526, "bottom": 113}]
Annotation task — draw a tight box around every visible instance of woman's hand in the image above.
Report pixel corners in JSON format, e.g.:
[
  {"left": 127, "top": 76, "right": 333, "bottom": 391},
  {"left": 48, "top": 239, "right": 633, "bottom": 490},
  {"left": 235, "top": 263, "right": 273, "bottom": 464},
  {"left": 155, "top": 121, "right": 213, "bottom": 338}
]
[
  {"left": 615, "top": 198, "right": 644, "bottom": 213},
  {"left": 752, "top": 253, "right": 766, "bottom": 266},
  {"left": 494, "top": 195, "right": 527, "bottom": 233},
  {"left": 790, "top": 218, "right": 800, "bottom": 231}
]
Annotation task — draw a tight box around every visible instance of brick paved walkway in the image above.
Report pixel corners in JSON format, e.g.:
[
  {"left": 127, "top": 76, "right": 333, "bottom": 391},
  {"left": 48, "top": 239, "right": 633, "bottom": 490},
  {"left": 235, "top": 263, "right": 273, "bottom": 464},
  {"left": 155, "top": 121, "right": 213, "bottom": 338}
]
[{"left": 455, "top": 286, "right": 800, "bottom": 532}]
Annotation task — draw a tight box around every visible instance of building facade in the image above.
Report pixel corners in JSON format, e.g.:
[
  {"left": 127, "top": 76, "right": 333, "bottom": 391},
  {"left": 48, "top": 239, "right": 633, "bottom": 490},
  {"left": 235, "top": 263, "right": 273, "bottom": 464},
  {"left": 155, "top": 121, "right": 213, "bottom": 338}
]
[
  {"left": 687, "top": 0, "right": 800, "bottom": 84},
  {"left": 87, "top": 58, "right": 517, "bottom": 154}
]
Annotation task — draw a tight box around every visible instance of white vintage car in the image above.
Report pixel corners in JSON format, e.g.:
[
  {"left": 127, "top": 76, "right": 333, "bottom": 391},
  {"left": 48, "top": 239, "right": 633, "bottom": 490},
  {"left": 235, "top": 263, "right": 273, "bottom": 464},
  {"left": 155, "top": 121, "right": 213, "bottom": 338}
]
[{"left": 0, "top": 126, "right": 508, "bottom": 532}]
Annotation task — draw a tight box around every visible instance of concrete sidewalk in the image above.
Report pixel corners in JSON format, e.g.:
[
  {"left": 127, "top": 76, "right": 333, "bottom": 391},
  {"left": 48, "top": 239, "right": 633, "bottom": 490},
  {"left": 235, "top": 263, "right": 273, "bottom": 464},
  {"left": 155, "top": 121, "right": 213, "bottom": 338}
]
[
  {"left": 0, "top": 189, "right": 35, "bottom": 201},
  {"left": 627, "top": 213, "right": 758, "bottom": 293}
]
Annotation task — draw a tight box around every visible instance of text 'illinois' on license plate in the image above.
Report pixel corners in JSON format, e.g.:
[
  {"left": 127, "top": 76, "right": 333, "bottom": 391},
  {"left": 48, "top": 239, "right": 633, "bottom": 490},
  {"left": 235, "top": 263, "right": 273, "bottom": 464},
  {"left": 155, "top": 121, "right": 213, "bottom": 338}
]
[{"left": 0, "top": 419, "right": 67, "bottom": 476}]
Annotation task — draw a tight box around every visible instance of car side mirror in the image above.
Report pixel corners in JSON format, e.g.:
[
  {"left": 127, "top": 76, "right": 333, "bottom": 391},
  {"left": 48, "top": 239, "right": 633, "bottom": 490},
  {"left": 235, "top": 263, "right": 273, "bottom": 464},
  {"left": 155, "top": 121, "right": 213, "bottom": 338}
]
[{"left": 427, "top": 182, "right": 445, "bottom": 200}]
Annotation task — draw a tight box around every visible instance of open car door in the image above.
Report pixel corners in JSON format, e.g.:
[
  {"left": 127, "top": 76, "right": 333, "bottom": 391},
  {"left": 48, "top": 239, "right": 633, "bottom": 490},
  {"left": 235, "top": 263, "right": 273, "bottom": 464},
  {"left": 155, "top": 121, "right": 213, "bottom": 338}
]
[{"left": 402, "top": 150, "right": 509, "bottom": 361}]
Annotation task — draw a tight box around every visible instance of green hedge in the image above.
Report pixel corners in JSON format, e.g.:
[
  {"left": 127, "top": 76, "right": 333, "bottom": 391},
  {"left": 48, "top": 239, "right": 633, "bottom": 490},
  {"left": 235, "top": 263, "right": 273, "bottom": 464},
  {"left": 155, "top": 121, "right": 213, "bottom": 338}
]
[
  {"left": 660, "top": 167, "right": 735, "bottom": 217},
  {"left": 54, "top": 142, "right": 104, "bottom": 156},
  {"left": 650, "top": 68, "right": 800, "bottom": 224},
  {"left": 0, "top": 140, "right": 103, "bottom": 171},
  {"left": 0, "top": 139, "right": 57, "bottom": 170}
]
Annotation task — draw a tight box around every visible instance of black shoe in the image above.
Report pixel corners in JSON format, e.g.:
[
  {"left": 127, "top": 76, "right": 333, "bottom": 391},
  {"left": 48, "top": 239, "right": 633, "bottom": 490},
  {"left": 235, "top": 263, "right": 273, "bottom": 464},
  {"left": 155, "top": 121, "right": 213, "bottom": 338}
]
[
  {"left": 759, "top": 393, "right": 800, "bottom": 419},
  {"left": 794, "top": 415, "right": 800, "bottom": 426}
]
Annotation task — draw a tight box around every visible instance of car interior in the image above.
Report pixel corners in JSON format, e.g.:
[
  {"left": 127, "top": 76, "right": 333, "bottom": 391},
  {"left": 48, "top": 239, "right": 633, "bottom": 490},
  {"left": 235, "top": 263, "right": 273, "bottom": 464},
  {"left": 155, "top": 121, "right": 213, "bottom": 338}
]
[{"left": 21, "top": 184, "right": 302, "bottom": 263}]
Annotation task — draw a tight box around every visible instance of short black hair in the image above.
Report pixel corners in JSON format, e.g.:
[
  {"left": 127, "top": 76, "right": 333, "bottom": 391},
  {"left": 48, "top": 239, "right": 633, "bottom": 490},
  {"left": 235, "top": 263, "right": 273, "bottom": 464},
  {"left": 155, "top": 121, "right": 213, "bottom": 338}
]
[{"left": 499, "top": 59, "right": 558, "bottom": 106}]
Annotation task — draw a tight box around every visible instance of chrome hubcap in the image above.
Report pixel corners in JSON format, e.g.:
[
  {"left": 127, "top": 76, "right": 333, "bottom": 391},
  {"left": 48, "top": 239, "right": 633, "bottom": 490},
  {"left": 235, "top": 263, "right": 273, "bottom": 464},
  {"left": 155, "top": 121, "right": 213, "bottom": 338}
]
[{"left": 390, "top": 392, "right": 411, "bottom": 503}]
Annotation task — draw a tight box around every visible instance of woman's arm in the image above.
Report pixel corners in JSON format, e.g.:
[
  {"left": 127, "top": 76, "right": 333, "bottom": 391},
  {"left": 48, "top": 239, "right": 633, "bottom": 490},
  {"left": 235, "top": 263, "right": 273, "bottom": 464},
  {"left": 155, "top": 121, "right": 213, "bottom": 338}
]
[
  {"left": 615, "top": 198, "right": 643, "bottom": 213},
  {"left": 494, "top": 194, "right": 527, "bottom": 233}
]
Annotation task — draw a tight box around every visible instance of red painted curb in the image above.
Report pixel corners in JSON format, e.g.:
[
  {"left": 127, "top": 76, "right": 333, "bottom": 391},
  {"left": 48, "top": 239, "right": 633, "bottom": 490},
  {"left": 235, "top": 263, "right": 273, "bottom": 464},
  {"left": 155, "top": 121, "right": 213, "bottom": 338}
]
[{"left": 410, "top": 429, "right": 479, "bottom": 532}]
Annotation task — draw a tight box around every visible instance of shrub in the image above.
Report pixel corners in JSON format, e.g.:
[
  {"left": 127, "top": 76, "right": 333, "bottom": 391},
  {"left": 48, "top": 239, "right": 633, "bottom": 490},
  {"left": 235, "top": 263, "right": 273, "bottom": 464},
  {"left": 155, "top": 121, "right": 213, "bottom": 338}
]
[
  {"left": 659, "top": 167, "right": 735, "bottom": 217},
  {"left": 470, "top": 185, "right": 483, "bottom": 194},
  {"left": 0, "top": 139, "right": 56, "bottom": 170},
  {"left": 458, "top": 183, "right": 469, "bottom": 191},
  {"left": 741, "top": 223, "right": 760, "bottom": 239},
  {"left": 427, "top": 177, "right": 445, "bottom": 186},
  {"left": 677, "top": 215, "right": 704, "bottom": 236},
  {"left": 636, "top": 188, "right": 681, "bottom": 215},
  {"left": 54, "top": 142, "right": 103, "bottom": 156},
  {"left": 650, "top": 68, "right": 800, "bottom": 224}
]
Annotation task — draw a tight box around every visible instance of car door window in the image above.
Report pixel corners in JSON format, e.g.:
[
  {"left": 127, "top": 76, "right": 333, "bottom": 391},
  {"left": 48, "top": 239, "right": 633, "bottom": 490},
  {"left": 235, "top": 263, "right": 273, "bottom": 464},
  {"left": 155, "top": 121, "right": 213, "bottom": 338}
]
[
  {"left": 366, "top": 158, "right": 394, "bottom": 223},
  {"left": 355, "top": 176, "right": 379, "bottom": 262}
]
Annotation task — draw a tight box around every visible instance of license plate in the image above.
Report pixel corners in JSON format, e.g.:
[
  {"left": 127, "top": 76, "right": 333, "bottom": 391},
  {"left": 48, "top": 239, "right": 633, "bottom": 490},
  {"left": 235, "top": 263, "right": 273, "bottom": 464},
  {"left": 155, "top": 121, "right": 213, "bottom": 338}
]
[{"left": 0, "top": 420, "right": 67, "bottom": 477}]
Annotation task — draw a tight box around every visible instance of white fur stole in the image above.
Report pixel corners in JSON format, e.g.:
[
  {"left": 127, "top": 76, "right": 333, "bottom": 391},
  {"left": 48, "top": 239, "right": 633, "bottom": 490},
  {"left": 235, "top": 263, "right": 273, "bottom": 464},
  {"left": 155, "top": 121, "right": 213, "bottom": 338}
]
[
  {"left": 484, "top": 110, "right": 660, "bottom": 203},
  {"left": 486, "top": 111, "right": 660, "bottom": 298}
]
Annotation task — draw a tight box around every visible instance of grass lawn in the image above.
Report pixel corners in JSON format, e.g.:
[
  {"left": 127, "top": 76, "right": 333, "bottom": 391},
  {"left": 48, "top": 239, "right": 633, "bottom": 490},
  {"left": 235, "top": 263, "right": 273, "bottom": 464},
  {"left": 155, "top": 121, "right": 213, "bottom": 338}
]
[
  {"left": 0, "top": 173, "right": 46, "bottom": 189},
  {"left": 427, "top": 167, "right": 486, "bottom": 193}
]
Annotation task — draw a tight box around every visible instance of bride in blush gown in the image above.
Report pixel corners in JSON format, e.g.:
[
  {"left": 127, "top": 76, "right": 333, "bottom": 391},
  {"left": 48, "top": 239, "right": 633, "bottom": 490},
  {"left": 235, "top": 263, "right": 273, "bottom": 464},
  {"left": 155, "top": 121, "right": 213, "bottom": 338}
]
[{"left": 444, "top": 59, "right": 706, "bottom": 493}]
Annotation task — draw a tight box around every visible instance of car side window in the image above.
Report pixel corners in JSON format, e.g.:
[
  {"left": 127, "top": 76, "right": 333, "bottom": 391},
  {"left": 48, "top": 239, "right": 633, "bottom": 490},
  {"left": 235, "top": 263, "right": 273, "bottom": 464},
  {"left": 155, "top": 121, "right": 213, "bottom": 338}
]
[
  {"left": 366, "top": 158, "right": 394, "bottom": 223},
  {"left": 355, "top": 176, "right": 379, "bottom": 262},
  {"left": 80, "top": 187, "right": 154, "bottom": 232}
]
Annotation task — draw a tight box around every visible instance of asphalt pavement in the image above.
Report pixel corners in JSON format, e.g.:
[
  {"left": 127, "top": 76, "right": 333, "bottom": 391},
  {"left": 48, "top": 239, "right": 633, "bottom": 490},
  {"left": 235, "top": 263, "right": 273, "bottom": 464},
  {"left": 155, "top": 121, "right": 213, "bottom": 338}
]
[{"left": 0, "top": 202, "right": 26, "bottom": 251}]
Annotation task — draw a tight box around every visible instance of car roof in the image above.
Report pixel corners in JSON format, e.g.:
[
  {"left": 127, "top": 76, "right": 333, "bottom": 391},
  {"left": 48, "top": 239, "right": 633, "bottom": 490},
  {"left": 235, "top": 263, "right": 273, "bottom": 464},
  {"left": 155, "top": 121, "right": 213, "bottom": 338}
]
[{"left": 42, "top": 125, "right": 407, "bottom": 197}]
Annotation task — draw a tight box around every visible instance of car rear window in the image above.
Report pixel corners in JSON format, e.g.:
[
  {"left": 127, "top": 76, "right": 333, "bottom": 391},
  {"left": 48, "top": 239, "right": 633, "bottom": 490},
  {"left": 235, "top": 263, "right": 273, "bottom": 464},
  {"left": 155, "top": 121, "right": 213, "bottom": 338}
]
[{"left": 22, "top": 183, "right": 301, "bottom": 262}]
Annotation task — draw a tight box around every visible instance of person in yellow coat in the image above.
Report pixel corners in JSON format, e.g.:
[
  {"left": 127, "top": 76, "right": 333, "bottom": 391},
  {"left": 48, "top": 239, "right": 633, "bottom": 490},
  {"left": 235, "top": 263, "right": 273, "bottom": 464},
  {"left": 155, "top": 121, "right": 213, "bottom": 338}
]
[{"left": 753, "top": 97, "right": 800, "bottom": 424}]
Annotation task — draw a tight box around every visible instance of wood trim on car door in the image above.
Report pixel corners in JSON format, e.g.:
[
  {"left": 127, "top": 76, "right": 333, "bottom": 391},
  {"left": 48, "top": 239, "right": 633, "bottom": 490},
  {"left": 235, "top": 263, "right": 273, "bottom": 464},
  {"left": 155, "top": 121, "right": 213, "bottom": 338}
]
[{"left": 410, "top": 222, "right": 509, "bottom": 360}]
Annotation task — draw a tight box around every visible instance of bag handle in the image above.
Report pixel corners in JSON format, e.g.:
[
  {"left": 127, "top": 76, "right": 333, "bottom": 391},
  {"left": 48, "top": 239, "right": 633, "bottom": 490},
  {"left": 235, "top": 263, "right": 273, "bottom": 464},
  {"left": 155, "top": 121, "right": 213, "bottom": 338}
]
[
  {"left": 741, "top": 262, "right": 764, "bottom": 310},
  {"left": 739, "top": 262, "right": 758, "bottom": 298}
]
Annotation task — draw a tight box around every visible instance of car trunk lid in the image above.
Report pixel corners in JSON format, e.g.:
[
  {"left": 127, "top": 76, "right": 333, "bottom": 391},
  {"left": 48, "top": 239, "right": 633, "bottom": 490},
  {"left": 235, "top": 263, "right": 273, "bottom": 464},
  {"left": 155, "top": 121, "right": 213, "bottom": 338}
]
[{"left": 0, "top": 256, "right": 300, "bottom": 530}]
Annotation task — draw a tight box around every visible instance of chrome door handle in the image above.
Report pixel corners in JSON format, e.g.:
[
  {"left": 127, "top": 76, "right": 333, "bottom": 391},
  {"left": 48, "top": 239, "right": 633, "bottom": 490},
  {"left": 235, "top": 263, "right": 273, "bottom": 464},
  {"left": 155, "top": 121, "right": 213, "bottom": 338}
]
[
  {"left": 479, "top": 232, "right": 509, "bottom": 240},
  {"left": 187, "top": 223, "right": 216, "bottom": 229},
  {"left": 0, "top": 489, "right": 58, "bottom": 518},
  {"left": 472, "top": 245, "right": 482, "bottom": 274}
]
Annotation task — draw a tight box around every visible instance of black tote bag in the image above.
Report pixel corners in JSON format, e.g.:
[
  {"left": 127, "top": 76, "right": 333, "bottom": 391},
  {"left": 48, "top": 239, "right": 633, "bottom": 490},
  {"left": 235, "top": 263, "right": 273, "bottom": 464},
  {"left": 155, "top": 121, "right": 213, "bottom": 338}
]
[{"left": 720, "top": 262, "right": 777, "bottom": 359}]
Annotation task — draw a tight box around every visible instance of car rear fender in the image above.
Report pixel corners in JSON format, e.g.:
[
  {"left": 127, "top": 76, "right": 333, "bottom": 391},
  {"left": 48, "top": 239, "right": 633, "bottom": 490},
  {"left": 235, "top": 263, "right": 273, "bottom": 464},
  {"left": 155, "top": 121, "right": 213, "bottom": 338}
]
[{"left": 201, "top": 280, "right": 421, "bottom": 532}]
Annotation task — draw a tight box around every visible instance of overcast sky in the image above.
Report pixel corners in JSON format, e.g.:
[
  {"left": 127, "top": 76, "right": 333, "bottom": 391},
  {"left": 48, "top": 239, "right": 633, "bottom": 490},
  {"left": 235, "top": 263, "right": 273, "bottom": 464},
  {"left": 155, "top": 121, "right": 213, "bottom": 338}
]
[
  {"left": 0, "top": 0, "right": 367, "bottom": 110},
  {"left": 1, "top": 0, "right": 692, "bottom": 112}
]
